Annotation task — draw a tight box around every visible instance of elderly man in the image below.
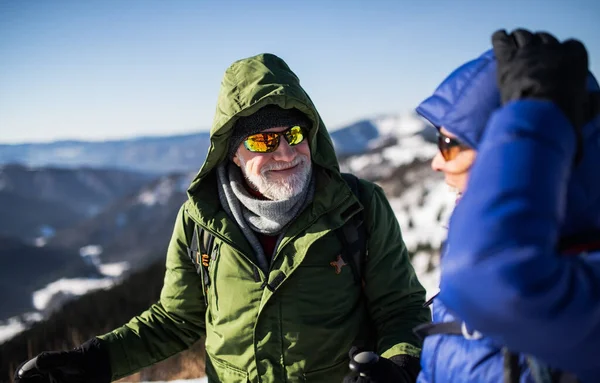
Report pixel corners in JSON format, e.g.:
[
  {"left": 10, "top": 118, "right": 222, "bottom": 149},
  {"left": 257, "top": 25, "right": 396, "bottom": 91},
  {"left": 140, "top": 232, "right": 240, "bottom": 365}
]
[{"left": 15, "top": 53, "right": 430, "bottom": 383}]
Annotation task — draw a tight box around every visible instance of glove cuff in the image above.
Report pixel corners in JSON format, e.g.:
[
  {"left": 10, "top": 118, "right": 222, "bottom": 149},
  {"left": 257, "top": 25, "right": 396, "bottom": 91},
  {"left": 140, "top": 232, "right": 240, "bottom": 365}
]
[{"left": 78, "top": 337, "right": 112, "bottom": 383}]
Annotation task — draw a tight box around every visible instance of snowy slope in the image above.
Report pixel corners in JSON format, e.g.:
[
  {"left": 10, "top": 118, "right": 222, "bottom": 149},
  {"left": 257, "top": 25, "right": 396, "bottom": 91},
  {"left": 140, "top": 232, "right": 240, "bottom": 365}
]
[{"left": 335, "top": 114, "right": 451, "bottom": 299}]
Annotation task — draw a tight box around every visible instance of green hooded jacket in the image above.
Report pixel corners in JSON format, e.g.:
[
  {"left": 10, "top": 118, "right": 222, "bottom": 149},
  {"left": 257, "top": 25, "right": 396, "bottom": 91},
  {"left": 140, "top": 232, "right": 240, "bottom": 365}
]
[{"left": 98, "top": 53, "right": 430, "bottom": 382}]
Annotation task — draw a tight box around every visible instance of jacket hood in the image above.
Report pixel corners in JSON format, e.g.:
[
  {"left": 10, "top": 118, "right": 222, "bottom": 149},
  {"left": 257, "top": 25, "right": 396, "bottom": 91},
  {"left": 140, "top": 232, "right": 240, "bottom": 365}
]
[
  {"left": 188, "top": 53, "right": 339, "bottom": 196},
  {"left": 416, "top": 50, "right": 600, "bottom": 154},
  {"left": 415, "top": 50, "right": 500, "bottom": 149}
]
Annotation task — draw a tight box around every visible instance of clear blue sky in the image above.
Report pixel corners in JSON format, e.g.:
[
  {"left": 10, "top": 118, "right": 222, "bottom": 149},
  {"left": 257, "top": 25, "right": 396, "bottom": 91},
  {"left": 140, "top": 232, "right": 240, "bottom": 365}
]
[{"left": 1, "top": 0, "right": 599, "bottom": 143}]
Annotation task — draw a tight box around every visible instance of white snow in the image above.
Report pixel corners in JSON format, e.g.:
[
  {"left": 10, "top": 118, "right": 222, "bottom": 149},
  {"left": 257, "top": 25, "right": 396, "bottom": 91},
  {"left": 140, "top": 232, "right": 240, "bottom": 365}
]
[
  {"left": 390, "top": 180, "right": 454, "bottom": 299},
  {"left": 412, "top": 251, "right": 441, "bottom": 301},
  {"left": 346, "top": 152, "right": 385, "bottom": 173},
  {"left": 0, "top": 319, "right": 26, "bottom": 344},
  {"left": 98, "top": 262, "right": 130, "bottom": 277},
  {"left": 343, "top": 133, "right": 437, "bottom": 179},
  {"left": 33, "top": 277, "right": 116, "bottom": 311},
  {"left": 80, "top": 244, "right": 103, "bottom": 268},
  {"left": 392, "top": 180, "right": 455, "bottom": 252},
  {"left": 382, "top": 135, "right": 438, "bottom": 167},
  {"left": 34, "top": 237, "right": 48, "bottom": 247},
  {"left": 80, "top": 245, "right": 102, "bottom": 257},
  {"left": 137, "top": 173, "right": 193, "bottom": 206},
  {"left": 372, "top": 113, "right": 427, "bottom": 137},
  {"left": 138, "top": 177, "right": 176, "bottom": 206},
  {"left": 35, "top": 225, "right": 56, "bottom": 247},
  {"left": 0, "top": 313, "right": 43, "bottom": 344},
  {"left": 0, "top": 259, "right": 129, "bottom": 344}
]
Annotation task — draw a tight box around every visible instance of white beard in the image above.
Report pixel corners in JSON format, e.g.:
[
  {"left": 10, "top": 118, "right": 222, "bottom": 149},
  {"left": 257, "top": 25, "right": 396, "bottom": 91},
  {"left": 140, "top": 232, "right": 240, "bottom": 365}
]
[{"left": 239, "top": 155, "right": 312, "bottom": 201}]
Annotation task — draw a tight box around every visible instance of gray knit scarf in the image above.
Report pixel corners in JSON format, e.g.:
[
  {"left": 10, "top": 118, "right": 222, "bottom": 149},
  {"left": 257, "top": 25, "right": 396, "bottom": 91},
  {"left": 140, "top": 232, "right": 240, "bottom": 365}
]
[{"left": 216, "top": 162, "right": 314, "bottom": 272}]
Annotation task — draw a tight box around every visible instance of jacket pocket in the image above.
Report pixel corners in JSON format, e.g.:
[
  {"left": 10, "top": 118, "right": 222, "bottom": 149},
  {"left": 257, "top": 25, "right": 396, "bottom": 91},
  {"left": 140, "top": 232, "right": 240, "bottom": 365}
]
[
  {"left": 302, "top": 358, "right": 348, "bottom": 382},
  {"left": 290, "top": 263, "right": 360, "bottom": 323},
  {"left": 205, "top": 352, "right": 249, "bottom": 383}
]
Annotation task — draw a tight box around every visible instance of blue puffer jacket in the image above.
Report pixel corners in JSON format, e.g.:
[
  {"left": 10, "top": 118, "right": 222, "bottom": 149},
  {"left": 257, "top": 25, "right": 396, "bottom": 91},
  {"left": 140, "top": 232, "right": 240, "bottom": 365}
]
[{"left": 415, "top": 49, "right": 600, "bottom": 383}]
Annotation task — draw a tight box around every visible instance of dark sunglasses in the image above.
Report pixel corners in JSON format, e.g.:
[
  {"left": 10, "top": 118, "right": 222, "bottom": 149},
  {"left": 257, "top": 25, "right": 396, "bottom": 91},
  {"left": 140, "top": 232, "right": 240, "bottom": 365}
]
[
  {"left": 243, "top": 125, "right": 306, "bottom": 153},
  {"left": 437, "top": 131, "right": 466, "bottom": 161}
]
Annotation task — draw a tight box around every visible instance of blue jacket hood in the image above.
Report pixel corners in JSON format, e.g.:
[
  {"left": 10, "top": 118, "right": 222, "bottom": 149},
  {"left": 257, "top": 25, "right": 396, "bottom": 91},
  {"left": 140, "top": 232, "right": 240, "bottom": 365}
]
[
  {"left": 415, "top": 49, "right": 500, "bottom": 149},
  {"left": 416, "top": 50, "right": 600, "bottom": 152}
]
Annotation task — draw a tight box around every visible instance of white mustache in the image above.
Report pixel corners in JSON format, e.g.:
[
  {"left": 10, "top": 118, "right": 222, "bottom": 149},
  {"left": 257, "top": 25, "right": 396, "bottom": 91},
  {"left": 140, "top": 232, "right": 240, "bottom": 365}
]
[{"left": 261, "top": 155, "right": 307, "bottom": 174}]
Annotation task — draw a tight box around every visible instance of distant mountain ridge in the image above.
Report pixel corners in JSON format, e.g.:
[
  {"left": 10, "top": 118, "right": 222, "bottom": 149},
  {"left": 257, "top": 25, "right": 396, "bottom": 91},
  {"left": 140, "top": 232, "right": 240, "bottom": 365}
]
[
  {"left": 48, "top": 173, "right": 192, "bottom": 268},
  {"left": 0, "top": 133, "right": 211, "bottom": 174},
  {"left": 0, "top": 113, "right": 433, "bottom": 173},
  {"left": 0, "top": 164, "right": 154, "bottom": 243}
]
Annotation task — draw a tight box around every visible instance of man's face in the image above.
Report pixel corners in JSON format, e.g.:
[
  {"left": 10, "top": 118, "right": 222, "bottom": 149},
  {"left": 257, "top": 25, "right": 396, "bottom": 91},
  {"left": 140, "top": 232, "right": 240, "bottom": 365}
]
[{"left": 232, "top": 126, "right": 312, "bottom": 200}]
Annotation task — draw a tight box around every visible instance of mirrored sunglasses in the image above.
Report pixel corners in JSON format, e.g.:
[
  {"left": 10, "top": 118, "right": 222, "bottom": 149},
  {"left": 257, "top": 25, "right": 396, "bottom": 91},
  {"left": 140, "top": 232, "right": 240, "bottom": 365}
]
[
  {"left": 243, "top": 125, "right": 306, "bottom": 153},
  {"left": 437, "top": 131, "right": 466, "bottom": 161}
]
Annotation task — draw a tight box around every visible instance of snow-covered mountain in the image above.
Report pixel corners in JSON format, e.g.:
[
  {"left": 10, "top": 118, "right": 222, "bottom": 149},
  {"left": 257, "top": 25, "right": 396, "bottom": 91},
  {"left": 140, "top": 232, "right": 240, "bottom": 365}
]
[
  {"left": 338, "top": 113, "right": 451, "bottom": 296},
  {"left": 331, "top": 112, "right": 435, "bottom": 157},
  {"left": 48, "top": 172, "right": 193, "bottom": 267},
  {"left": 0, "top": 112, "right": 435, "bottom": 174}
]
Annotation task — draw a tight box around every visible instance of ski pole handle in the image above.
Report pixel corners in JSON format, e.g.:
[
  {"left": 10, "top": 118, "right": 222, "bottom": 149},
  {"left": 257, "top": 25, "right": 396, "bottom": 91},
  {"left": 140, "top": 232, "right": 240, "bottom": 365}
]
[{"left": 349, "top": 350, "right": 379, "bottom": 377}]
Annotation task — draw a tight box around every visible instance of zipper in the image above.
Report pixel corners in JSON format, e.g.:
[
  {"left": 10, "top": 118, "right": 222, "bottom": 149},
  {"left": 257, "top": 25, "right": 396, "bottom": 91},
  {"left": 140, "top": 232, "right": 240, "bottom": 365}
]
[{"left": 210, "top": 242, "right": 220, "bottom": 311}]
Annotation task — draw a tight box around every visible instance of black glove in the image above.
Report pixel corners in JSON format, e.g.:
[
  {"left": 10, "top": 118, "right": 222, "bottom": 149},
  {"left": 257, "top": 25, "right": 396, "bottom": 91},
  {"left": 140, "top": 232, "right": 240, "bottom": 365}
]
[
  {"left": 343, "top": 347, "right": 421, "bottom": 383},
  {"left": 14, "top": 338, "right": 111, "bottom": 383},
  {"left": 492, "top": 28, "right": 589, "bottom": 129}
]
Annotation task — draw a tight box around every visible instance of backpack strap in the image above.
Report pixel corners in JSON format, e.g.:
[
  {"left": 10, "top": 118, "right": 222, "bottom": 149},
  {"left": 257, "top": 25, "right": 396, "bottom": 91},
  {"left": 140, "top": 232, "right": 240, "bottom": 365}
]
[
  {"left": 503, "top": 348, "right": 521, "bottom": 383},
  {"left": 338, "top": 173, "right": 368, "bottom": 285},
  {"left": 339, "top": 173, "right": 376, "bottom": 351},
  {"left": 187, "top": 224, "right": 202, "bottom": 274},
  {"left": 413, "top": 321, "right": 462, "bottom": 339},
  {"left": 187, "top": 223, "right": 214, "bottom": 306}
]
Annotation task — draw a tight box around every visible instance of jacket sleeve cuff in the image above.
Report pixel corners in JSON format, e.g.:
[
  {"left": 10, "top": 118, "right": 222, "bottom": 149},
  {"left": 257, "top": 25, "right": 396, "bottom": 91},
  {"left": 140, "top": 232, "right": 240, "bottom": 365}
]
[
  {"left": 380, "top": 342, "right": 421, "bottom": 359},
  {"left": 96, "top": 333, "right": 132, "bottom": 381}
]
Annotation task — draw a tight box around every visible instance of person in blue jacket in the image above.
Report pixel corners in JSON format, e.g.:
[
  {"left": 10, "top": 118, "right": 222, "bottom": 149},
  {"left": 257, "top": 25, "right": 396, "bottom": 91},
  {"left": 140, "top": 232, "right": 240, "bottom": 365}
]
[{"left": 414, "top": 29, "right": 600, "bottom": 383}]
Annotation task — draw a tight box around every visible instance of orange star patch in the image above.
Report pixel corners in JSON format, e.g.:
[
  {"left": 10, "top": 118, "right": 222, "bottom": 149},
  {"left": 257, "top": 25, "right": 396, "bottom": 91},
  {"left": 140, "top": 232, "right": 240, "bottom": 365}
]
[{"left": 330, "top": 255, "right": 347, "bottom": 274}]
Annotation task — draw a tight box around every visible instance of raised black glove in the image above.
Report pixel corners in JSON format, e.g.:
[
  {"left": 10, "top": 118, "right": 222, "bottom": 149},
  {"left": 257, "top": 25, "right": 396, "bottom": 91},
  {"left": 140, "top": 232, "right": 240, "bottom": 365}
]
[
  {"left": 14, "top": 338, "right": 111, "bottom": 383},
  {"left": 343, "top": 347, "right": 421, "bottom": 383},
  {"left": 492, "top": 28, "right": 589, "bottom": 129}
]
